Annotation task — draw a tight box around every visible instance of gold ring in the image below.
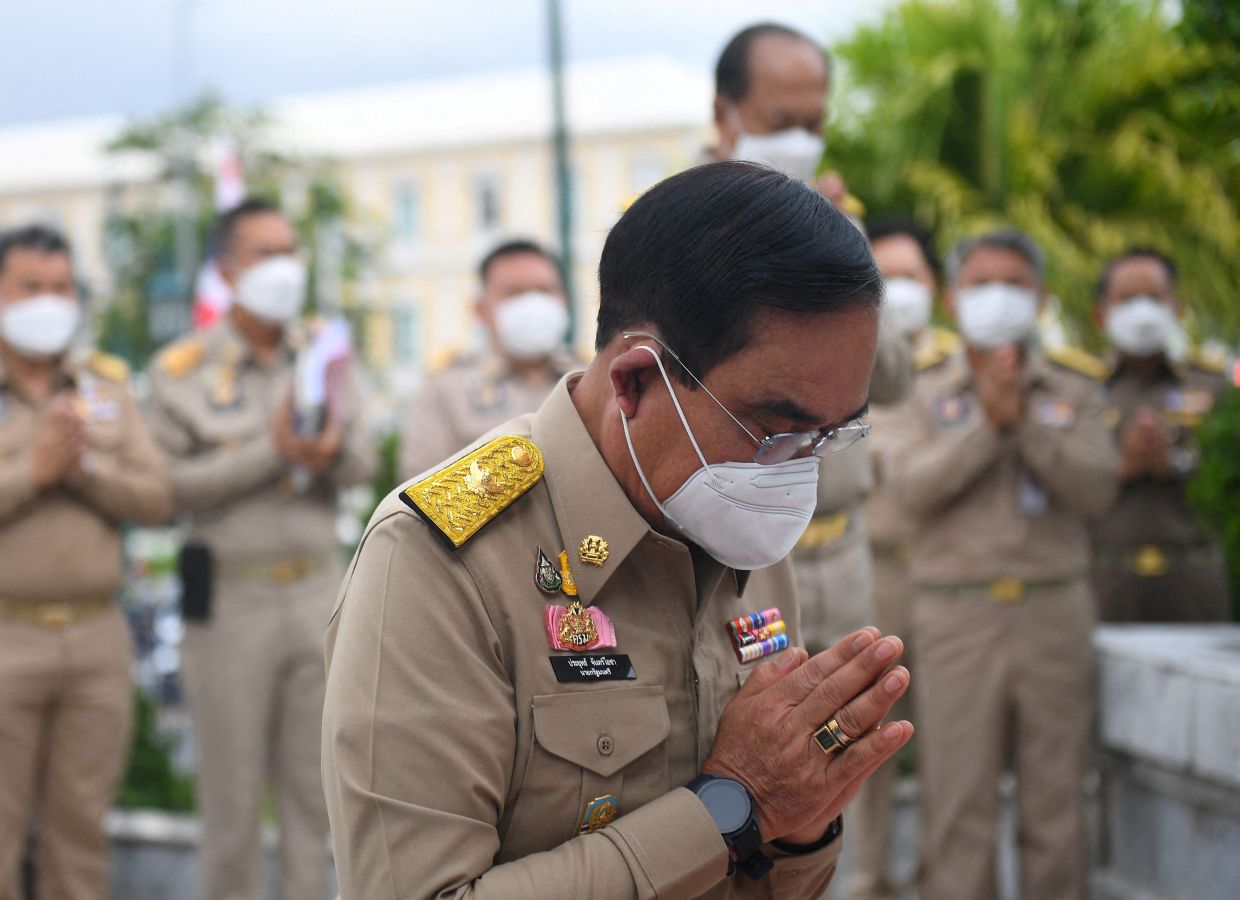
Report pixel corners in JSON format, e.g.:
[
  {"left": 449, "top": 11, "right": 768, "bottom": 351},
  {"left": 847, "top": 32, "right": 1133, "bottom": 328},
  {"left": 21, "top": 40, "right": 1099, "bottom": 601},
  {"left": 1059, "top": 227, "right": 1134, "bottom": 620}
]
[{"left": 813, "top": 718, "right": 853, "bottom": 756}]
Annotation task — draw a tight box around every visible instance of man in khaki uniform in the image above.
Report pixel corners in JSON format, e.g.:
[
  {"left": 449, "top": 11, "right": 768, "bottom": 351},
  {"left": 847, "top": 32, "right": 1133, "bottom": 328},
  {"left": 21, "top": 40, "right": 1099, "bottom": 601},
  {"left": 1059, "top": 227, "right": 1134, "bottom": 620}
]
[
  {"left": 706, "top": 23, "right": 913, "bottom": 659},
  {"left": 850, "top": 219, "right": 956, "bottom": 900},
  {"left": 400, "top": 239, "right": 578, "bottom": 479},
  {"left": 1091, "top": 248, "right": 1233, "bottom": 621},
  {"left": 0, "top": 225, "right": 173, "bottom": 900},
  {"left": 323, "top": 163, "right": 916, "bottom": 898},
  {"left": 147, "top": 200, "right": 375, "bottom": 900},
  {"left": 889, "top": 229, "right": 1120, "bottom": 900}
]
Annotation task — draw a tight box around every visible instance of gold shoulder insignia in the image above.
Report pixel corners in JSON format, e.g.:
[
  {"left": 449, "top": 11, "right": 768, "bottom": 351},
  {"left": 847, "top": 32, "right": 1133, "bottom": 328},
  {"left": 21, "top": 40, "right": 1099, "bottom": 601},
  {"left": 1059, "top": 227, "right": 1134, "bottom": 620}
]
[
  {"left": 914, "top": 327, "right": 960, "bottom": 372},
  {"left": 1187, "top": 347, "right": 1226, "bottom": 375},
  {"left": 1047, "top": 346, "right": 1108, "bottom": 380},
  {"left": 158, "top": 339, "right": 206, "bottom": 378},
  {"left": 88, "top": 351, "right": 129, "bottom": 383},
  {"left": 400, "top": 435, "right": 544, "bottom": 548}
]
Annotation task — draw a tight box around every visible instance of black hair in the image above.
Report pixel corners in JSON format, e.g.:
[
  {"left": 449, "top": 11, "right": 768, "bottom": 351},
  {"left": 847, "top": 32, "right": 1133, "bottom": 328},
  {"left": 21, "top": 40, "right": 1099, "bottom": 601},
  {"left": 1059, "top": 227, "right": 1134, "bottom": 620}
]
[
  {"left": 477, "top": 239, "right": 562, "bottom": 283},
  {"left": 866, "top": 216, "right": 940, "bottom": 276},
  {"left": 209, "top": 197, "right": 282, "bottom": 258},
  {"left": 1094, "top": 246, "right": 1178, "bottom": 300},
  {"left": 0, "top": 224, "right": 72, "bottom": 275},
  {"left": 946, "top": 228, "right": 1046, "bottom": 284},
  {"left": 715, "top": 23, "right": 826, "bottom": 102},
  {"left": 595, "top": 161, "right": 881, "bottom": 381}
]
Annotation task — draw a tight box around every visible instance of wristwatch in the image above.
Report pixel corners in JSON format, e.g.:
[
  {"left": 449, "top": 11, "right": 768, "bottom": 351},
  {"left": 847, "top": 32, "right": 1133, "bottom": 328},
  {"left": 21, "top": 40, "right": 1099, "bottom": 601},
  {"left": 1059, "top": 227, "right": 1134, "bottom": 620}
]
[{"left": 685, "top": 774, "right": 772, "bottom": 880}]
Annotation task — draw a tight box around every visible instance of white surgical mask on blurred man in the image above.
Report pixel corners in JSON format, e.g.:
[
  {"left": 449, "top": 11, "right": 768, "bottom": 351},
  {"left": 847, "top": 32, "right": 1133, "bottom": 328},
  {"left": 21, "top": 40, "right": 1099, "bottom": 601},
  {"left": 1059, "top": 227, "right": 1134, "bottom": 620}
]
[
  {"left": 956, "top": 283, "right": 1039, "bottom": 348},
  {"left": 1105, "top": 296, "right": 1178, "bottom": 357},
  {"left": 0, "top": 294, "right": 80, "bottom": 357},
  {"left": 494, "top": 291, "right": 569, "bottom": 361},
  {"left": 728, "top": 109, "right": 825, "bottom": 184},
  {"left": 883, "top": 278, "right": 933, "bottom": 335},
  {"left": 234, "top": 256, "right": 307, "bottom": 324}
]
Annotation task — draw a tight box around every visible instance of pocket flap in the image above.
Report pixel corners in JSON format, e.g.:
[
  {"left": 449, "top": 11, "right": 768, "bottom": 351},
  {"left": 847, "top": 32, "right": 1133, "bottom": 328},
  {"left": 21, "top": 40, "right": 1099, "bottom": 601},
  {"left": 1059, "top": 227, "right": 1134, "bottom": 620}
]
[{"left": 531, "top": 685, "right": 670, "bottom": 777}]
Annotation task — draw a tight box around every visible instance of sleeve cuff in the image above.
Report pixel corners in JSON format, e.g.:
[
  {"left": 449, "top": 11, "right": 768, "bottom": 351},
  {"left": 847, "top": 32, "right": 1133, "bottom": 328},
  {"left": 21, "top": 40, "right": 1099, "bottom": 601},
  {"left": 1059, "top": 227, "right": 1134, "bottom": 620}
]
[
  {"left": 765, "top": 816, "right": 844, "bottom": 898},
  {"left": 602, "top": 787, "right": 729, "bottom": 900}
]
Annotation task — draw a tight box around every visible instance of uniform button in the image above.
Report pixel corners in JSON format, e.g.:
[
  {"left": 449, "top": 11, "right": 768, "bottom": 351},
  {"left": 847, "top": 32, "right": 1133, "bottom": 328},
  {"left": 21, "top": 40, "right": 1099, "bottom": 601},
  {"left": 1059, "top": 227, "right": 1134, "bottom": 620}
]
[{"left": 597, "top": 735, "right": 614, "bottom": 756}]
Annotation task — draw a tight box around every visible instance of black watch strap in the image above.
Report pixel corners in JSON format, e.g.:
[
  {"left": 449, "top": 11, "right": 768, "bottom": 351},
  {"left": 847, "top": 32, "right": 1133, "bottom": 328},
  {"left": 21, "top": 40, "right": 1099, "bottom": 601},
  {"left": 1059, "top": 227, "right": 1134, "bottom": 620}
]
[{"left": 685, "top": 775, "right": 771, "bottom": 880}]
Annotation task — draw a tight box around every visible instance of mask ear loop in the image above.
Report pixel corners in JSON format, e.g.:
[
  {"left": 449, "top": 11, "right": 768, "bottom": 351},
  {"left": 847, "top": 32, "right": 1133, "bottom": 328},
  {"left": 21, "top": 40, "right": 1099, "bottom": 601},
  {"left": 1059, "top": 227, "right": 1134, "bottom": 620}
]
[{"left": 619, "top": 344, "right": 714, "bottom": 517}]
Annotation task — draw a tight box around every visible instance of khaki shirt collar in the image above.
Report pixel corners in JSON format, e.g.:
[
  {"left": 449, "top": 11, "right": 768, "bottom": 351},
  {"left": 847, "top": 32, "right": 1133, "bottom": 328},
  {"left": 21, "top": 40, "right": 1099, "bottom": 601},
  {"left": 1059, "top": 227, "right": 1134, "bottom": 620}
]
[
  {"left": 0, "top": 349, "right": 77, "bottom": 395},
  {"left": 530, "top": 374, "right": 752, "bottom": 605},
  {"left": 211, "top": 315, "right": 298, "bottom": 368}
]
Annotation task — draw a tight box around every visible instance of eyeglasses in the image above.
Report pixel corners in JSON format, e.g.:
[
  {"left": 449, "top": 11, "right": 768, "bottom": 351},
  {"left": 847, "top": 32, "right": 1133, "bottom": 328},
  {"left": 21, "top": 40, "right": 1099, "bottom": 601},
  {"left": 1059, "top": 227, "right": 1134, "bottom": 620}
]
[{"left": 622, "top": 331, "right": 871, "bottom": 466}]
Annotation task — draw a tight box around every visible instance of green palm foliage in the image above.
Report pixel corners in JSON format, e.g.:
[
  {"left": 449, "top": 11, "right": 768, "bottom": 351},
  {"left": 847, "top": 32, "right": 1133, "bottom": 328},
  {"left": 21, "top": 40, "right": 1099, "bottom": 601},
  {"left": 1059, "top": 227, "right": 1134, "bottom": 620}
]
[{"left": 827, "top": 0, "right": 1240, "bottom": 346}]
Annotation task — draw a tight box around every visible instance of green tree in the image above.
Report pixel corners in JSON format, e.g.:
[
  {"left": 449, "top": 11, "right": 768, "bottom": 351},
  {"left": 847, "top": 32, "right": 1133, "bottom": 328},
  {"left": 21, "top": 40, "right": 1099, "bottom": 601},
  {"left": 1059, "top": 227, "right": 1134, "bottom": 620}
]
[{"left": 827, "top": 0, "right": 1240, "bottom": 347}]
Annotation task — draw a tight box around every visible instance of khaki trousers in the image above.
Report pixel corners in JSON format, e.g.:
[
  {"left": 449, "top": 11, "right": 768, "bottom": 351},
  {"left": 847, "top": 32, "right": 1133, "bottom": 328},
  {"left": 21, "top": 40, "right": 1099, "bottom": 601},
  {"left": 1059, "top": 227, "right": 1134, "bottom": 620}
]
[
  {"left": 847, "top": 548, "right": 913, "bottom": 900},
  {"left": 792, "top": 508, "right": 875, "bottom": 656},
  {"left": 0, "top": 605, "right": 133, "bottom": 900},
  {"left": 913, "top": 580, "right": 1093, "bottom": 900},
  {"left": 182, "top": 560, "right": 339, "bottom": 900}
]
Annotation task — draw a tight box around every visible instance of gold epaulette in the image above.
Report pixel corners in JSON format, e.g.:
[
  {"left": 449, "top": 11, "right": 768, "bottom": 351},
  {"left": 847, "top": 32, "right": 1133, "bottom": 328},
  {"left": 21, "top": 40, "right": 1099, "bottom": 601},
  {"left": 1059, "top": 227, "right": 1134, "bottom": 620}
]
[
  {"left": 400, "top": 436, "right": 544, "bottom": 548},
  {"left": 87, "top": 351, "right": 129, "bottom": 383},
  {"left": 1187, "top": 347, "right": 1227, "bottom": 375},
  {"left": 157, "top": 338, "right": 206, "bottom": 378},
  {"left": 915, "top": 327, "right": 960, "bottom": 372},
  {"left": 1047, "top": 346, "right": 1109, "bottom": 380}
]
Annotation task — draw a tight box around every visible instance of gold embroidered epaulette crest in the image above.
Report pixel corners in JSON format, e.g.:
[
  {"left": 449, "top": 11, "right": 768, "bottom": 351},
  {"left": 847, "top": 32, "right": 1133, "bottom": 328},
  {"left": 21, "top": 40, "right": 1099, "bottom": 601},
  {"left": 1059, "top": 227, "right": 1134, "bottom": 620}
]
[
  {"left": 88, "top": 352, "right": 129, "bottom": 382},
  {"left": 158, "top": 339, "right": 206, "bottom": 378},
  {"left": 1047, "top": 346, "right": 1108, "bottom": 380},
  {"left": 1187, "top": 347, "right": 1227, "bottom": 376},
  {"left": 915, "top": 327, "right": 960, "bottom": 372},
  {"left": 401, "top": 436, "right": 544, "bottom": 548}
]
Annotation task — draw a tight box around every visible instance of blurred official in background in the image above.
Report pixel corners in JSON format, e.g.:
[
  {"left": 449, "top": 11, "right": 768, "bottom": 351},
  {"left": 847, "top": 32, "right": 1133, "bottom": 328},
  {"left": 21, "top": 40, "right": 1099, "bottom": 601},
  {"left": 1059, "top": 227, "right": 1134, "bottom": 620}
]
[
  {"left": 707, "top": 22, "right": 912, "bottom": 659},
  {"left": 849, "top": 218, "right": 957, "bottom": 900},
  {"left": 0, "top": 225, "right": 172, "bottom": 900},
  {"left": 1092, "top": 248, "right": 1233, "bottom": 622},
  {"left": 146, "top": 199, "right": 375, "bottom": 900},
  {"left": 400, "top": 239, "right": 578, "bottom": 479},
  {"left": 890, "top": 229, "right": 1119, "bottom": 900}
]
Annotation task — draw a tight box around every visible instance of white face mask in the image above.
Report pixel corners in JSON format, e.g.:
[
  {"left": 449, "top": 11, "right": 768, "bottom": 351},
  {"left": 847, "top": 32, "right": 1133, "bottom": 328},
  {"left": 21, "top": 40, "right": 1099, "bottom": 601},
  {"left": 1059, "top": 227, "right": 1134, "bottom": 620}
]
[
  {"left": 955, "top": 283, "right": 1039, "bottom": 349},
  {"left": 234, "top": 256, "right": 307, "bottom": 324},
  {"left": 0, "top": 294, "right": 80, "bottom": 358},
  {"left": 729, "top": 109, "right": 825, "bottom": 184},
  {"left": 1105, "top": 296, "right": 1177, "bottom": 357},
  {"left": 621, "top": 345, "right": 820, "bottom": 570},
  {"left": 883, "top": 278, "right": 933, "bottom": 335},
  {"left": 493, "top": 290, "right": 569, "bottom": 361}
]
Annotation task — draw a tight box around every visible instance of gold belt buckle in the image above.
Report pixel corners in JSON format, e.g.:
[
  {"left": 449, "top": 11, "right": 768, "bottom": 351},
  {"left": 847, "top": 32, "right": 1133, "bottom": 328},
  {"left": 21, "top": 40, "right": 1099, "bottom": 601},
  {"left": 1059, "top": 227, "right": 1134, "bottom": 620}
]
[
  {"left": 38, "top": 603, "right": 75, "bottom": 627},
  {"left": 797, "top": 511, "right": 850, "bottom": 549},
  {"left": 270, "top": 559, "right": 305, "bottom": 583},
  {"left": 988, "top": 578, "right": 1024, "bottom": 604},
  {"left": 1133, "top": 545, "right": 1169, "bottom": 578}
]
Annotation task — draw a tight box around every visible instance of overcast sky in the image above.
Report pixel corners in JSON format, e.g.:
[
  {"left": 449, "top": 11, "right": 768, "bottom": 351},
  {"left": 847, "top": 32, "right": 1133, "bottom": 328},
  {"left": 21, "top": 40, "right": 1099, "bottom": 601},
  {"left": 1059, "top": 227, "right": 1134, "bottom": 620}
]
[{"left": 0, "top": 1, "right": 894, "bottom": 127}]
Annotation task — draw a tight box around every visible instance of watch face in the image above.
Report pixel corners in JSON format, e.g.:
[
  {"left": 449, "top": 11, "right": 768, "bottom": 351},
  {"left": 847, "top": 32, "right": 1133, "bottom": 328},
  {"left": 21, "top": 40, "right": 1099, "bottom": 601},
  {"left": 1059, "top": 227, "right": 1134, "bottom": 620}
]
[{"left": 699, "top": 778, "right": 752, "bottom": 834}]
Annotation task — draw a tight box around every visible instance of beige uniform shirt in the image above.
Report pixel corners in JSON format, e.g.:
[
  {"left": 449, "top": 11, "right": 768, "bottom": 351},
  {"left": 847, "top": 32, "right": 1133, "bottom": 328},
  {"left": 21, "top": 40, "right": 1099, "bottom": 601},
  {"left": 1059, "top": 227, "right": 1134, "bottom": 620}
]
[
  {"left": 323, "top": 375, "right": 842, "bottom": 899},
  {"left": 1094, "top": 355, "right": 1229, "bottom": 550},
  {"left": 400, "top": 350, "right": 580, "bottom": 479},
  {"left": 888, "top": 351, "right": 1120, "bottom": 586},
  {"left": 809, "top": 312, "right": 912, "bottom": 517},
  {"left": 0, "top": 353, "right": 172, "bottom": 602},
  {"left": 146, "top": 320, "right": 375, "bottom": 564}
]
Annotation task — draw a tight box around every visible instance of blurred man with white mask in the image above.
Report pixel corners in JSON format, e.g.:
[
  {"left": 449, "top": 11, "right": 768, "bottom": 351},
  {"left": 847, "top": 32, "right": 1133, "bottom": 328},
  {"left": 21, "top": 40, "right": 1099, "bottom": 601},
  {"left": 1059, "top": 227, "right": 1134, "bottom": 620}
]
[
  {"left": 708, "top": 24, "right": 912, "bottom": 687},
  {"left": 400, "top": 239, "right": 579, "bottom": 479},
  {"left": 146, "top": 198, "right": 375, "bottom": 900},
  {"left": 1091, "top": 248, "right": 1232, "bottom": 621},
  {"left": 888, "top": 228, "right": 1120, "bottom": 900},
  {"left": 0, "top": 224, "right": 173, "bottom": 900}
]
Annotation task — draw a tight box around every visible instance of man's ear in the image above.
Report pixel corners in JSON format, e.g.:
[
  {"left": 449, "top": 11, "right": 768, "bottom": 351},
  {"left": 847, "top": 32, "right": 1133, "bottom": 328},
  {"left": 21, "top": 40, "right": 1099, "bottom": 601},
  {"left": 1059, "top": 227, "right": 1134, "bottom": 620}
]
[
  {"left": 609, "top": 344, "right": 660, "bottom": 419},
  {"left": 713, "top": 95, "right": 735, "bottom": 157}
]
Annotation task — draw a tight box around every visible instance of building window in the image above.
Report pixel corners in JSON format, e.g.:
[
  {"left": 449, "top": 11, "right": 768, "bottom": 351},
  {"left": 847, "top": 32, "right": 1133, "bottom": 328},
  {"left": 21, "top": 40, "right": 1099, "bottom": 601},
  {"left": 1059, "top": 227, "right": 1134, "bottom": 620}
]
[
  {"left": 474, "top": 173, "right": 503, "bottom": 234},
  {"left": 393, "top": 182, "right": 421, "bottom": 242},
  {"left": 392, "top": 303, "right": 419, "bottom": 366}
]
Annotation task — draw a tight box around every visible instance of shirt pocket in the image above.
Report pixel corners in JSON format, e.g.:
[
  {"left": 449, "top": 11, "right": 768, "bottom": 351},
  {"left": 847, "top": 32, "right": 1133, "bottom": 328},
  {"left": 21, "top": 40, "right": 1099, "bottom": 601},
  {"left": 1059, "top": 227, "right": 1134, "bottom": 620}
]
[{"left": 503, "top": 685, "right": 670, "bottom": 856}]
